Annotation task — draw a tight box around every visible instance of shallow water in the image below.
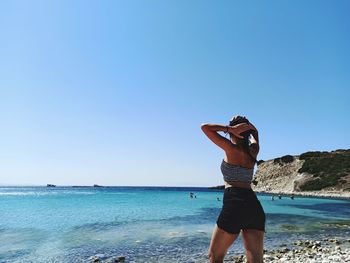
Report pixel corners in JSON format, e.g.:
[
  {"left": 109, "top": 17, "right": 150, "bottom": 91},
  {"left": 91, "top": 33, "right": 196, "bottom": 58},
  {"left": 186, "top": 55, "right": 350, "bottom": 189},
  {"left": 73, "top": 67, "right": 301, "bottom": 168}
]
[{"left": 0, "top": 187, "right": 349, "bottom": 262}]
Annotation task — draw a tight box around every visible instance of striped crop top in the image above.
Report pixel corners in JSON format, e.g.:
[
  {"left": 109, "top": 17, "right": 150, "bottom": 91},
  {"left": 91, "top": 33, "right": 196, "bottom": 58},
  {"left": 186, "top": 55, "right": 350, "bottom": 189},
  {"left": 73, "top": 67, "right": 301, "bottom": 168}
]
[{"left": 221, "top": 160, "right": 254, "bottom": 183}]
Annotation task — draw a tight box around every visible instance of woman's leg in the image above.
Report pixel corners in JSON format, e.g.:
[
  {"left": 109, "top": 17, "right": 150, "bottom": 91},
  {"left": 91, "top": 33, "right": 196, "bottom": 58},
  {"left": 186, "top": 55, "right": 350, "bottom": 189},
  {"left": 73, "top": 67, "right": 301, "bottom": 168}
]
[
  {"left": 241, "top": 229, "right": 264, "bottom": 263},
  {"left": 208, "top": 224, "right": 239, "bottom": 263}
]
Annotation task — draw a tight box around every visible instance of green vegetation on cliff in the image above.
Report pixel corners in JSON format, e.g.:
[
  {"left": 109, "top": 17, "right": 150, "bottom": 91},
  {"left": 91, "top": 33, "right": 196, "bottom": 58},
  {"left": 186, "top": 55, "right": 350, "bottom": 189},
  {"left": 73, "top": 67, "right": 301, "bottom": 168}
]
[{"left": 298, "top": 149, "right": 350, "bottom": 191}]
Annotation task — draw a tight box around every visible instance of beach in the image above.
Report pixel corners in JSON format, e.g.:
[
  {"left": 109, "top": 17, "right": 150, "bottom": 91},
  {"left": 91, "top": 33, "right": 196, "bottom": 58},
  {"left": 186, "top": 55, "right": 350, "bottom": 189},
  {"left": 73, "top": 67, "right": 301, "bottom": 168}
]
[
  {"left": 226, "top": 237, "right": 350, "bottom": 263},
  {"left": 1, "top": 186, "right": 349, "bottom": 262},
  {"left": 86, "top": 237, "right": 350, "bottom": 263}
]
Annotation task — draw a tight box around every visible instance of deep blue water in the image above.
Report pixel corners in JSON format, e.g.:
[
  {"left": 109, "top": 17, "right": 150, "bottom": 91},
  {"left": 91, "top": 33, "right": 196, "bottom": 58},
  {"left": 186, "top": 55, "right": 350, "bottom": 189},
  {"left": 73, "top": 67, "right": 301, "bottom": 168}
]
[{"left": 0, "top": 186, "right": 349, "bottom": 262}]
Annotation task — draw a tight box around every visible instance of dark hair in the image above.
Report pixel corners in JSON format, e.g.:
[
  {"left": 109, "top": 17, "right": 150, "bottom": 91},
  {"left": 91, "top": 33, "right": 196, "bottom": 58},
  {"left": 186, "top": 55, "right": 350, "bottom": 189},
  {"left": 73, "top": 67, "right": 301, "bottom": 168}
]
[
  {"left": 229, "top": 115, "right": 249, "bottom": 127},
  {"left": 229, "top": 115, "right": 257, "bottom": 163}
]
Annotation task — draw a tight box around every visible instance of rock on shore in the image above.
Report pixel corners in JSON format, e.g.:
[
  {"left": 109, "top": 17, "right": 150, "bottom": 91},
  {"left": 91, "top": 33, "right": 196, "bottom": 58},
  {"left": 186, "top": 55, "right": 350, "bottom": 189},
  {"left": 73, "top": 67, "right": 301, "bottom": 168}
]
[{"left": 227, "top": 237, "right": 350, "bottom": 263}]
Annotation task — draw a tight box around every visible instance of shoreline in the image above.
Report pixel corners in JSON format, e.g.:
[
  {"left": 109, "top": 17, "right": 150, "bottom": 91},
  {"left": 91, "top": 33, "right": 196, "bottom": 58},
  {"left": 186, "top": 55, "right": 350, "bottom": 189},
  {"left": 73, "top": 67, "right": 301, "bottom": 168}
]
[
  {"left": 208, "top": 185, "right": 350, "bottom": 200},
  {"left": 87, "top": 236, "right": 350, "bottom": 262},
  {"left": 256, "top": 190, "right": 350, "bottom": 201}
]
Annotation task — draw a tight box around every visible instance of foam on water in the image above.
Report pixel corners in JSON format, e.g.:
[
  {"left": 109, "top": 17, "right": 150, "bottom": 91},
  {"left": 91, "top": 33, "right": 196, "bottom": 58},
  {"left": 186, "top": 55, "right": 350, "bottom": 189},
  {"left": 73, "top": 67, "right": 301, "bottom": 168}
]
[{"left": 0, "top": 187, "right": 349, "bottom": 262}]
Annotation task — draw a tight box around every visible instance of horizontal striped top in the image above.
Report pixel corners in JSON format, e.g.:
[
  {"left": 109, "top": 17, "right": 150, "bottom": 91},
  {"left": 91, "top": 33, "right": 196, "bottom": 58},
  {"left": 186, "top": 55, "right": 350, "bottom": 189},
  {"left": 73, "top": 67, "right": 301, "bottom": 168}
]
[{"left": 221, "top": 160, "right": 254, "bottom": 183}]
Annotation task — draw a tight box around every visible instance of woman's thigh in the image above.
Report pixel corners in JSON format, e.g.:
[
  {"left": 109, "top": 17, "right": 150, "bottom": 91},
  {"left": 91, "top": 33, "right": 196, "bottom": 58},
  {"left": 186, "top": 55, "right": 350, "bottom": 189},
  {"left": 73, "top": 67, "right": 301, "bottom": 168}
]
[
  {"left": 241, "top": 229, "right": 264, "bottom": 262},
  {"left": 208, "top": 224, "right": 239, "bottom": 261}
]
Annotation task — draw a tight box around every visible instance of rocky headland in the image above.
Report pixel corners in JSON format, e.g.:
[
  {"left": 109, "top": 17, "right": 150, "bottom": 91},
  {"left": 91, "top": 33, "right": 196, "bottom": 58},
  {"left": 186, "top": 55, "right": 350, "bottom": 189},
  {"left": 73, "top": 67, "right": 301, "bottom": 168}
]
[
  {"left": 210, "top": 149, "right": 350, "bottom": 199},
  {"left": 252, "top": 149, "right": 350, "bottom": 199}
]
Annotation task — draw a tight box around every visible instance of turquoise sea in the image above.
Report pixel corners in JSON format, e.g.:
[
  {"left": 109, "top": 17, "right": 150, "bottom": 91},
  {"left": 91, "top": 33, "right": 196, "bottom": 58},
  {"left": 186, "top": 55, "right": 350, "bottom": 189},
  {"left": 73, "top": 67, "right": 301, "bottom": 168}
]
[{"left": 0, "top": 186, "right": 349, "bottom": 262}]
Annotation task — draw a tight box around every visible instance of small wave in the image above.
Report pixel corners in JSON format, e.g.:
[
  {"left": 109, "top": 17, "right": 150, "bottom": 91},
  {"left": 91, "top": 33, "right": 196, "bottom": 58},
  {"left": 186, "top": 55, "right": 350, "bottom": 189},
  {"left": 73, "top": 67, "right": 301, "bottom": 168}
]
[
  {"left": 0, "top": 191, "right": 95, "bottom": 196},
  {"left": 0, "top": 192, "right": 48, "bottom": 196}
]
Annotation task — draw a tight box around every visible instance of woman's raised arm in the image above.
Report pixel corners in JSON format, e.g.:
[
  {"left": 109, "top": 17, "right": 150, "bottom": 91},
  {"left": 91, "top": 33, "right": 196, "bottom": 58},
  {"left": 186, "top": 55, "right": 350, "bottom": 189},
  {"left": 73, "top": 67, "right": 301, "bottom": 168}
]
[{"left": 201, "top": 123, "right": 233, "bottom": 151}]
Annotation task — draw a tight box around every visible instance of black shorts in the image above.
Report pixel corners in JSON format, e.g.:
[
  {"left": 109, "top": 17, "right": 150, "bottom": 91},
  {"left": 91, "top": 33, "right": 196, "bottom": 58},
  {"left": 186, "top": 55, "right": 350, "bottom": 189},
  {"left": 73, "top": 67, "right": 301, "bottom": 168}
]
[{"left": 216, "top": 187, "right": 266, "bottom": 234}]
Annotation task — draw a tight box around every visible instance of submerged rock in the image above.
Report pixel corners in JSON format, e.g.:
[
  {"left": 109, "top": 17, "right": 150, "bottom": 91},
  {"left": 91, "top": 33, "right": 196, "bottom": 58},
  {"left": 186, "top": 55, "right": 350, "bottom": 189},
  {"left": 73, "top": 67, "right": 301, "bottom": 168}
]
[{"left": 88, "top": 254, "right": 110, "bottom": 262}]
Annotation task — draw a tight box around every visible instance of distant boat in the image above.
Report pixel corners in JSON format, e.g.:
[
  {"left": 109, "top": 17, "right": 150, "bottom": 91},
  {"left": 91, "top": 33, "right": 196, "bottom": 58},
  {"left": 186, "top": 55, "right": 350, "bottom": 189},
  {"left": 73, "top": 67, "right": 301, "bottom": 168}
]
[
  {"left": 47, "top": 184, "right": 56, "bottom": 187},
  {"left": 93, "top": 184, "right": 103, "bottom": 187}
]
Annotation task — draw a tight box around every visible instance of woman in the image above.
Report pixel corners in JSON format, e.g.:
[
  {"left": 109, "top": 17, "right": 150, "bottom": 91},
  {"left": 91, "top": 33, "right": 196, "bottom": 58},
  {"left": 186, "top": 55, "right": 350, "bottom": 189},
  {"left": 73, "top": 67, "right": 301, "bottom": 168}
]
[{"left": 201, "top": 115, "right": 265, "bottom": 263}]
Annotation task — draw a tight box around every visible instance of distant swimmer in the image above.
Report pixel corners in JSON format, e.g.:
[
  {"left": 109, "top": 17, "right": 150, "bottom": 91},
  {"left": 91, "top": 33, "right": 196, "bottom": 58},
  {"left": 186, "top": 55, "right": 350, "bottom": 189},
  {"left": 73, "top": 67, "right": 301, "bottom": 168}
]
[
  {"left": 271, "top": 195, "right": 274, "bottom": 201},
  {"left": 217, "top": 197, "right": 220, "bottom": 201},
  {"left": 189, "top": 192, "right": 194, "bottom": 198},
  {"left": 194, "top": 195, "right": 197, "bottom": 199},
  {"left": 291, "top": 194, "right": 295, "bottom": 200},
  {"left": 278, "top": 194, "right": 282, "bottom": 200}
]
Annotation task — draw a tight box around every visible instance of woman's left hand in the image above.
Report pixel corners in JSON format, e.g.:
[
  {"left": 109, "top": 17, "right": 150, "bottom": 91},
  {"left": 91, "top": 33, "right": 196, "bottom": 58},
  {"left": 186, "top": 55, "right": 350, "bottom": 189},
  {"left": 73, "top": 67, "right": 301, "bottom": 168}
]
[{"left": 228, "top": 123, "right": 255, "bottom": 137}]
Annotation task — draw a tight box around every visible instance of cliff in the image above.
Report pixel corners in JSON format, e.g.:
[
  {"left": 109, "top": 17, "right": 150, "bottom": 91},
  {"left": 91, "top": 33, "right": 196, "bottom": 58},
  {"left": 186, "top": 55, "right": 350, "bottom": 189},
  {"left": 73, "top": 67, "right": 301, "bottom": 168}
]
[{"left": 252, "top": 149, "right": 350, "bottom": 194}]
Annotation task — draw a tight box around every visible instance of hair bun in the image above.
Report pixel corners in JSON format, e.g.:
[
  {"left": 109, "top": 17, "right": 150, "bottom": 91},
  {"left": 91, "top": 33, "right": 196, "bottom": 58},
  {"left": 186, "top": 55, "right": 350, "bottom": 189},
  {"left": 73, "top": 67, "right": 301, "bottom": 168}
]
[{"left": 229, "top": 115, "right": 250, "bottom": 126}]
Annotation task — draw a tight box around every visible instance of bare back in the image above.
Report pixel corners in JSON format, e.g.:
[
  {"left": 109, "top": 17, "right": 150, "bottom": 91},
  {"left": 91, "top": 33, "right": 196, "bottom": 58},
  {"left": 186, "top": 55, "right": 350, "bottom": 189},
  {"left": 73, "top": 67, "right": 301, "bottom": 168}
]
[{"left": 224, "top": 144, "right": 257, "bottom": 169}]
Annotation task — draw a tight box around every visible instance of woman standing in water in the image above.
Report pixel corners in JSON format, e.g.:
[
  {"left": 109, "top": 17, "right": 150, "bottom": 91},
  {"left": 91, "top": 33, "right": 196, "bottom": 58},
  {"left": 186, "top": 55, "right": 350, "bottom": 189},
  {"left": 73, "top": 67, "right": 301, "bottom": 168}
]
[{"left": 201, "top": 115, "right": 265, "bottom": 263}]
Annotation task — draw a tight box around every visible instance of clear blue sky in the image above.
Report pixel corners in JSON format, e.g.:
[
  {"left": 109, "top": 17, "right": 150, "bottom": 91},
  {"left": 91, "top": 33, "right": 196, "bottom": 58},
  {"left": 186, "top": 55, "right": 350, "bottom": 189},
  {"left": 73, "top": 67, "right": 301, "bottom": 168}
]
[{"left": 0, "top": 1, "right": 349, "bottom": 186}]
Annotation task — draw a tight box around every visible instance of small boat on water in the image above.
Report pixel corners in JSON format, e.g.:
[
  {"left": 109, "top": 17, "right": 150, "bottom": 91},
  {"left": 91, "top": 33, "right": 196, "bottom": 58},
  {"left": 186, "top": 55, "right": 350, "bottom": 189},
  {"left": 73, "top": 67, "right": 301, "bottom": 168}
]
[
  {"left": 93, "top": 184, "right": 103, "bottom": 187},
  {"left": 47, "top": 184, "right": 56, "bottom": 187}
]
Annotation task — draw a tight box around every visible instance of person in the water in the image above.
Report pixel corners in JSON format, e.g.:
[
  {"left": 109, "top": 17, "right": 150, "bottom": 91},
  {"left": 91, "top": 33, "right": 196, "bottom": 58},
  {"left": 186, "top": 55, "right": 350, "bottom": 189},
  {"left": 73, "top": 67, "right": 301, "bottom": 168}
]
[{"left": 201, "top": 115, "right": 265, "bottom": 263}]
